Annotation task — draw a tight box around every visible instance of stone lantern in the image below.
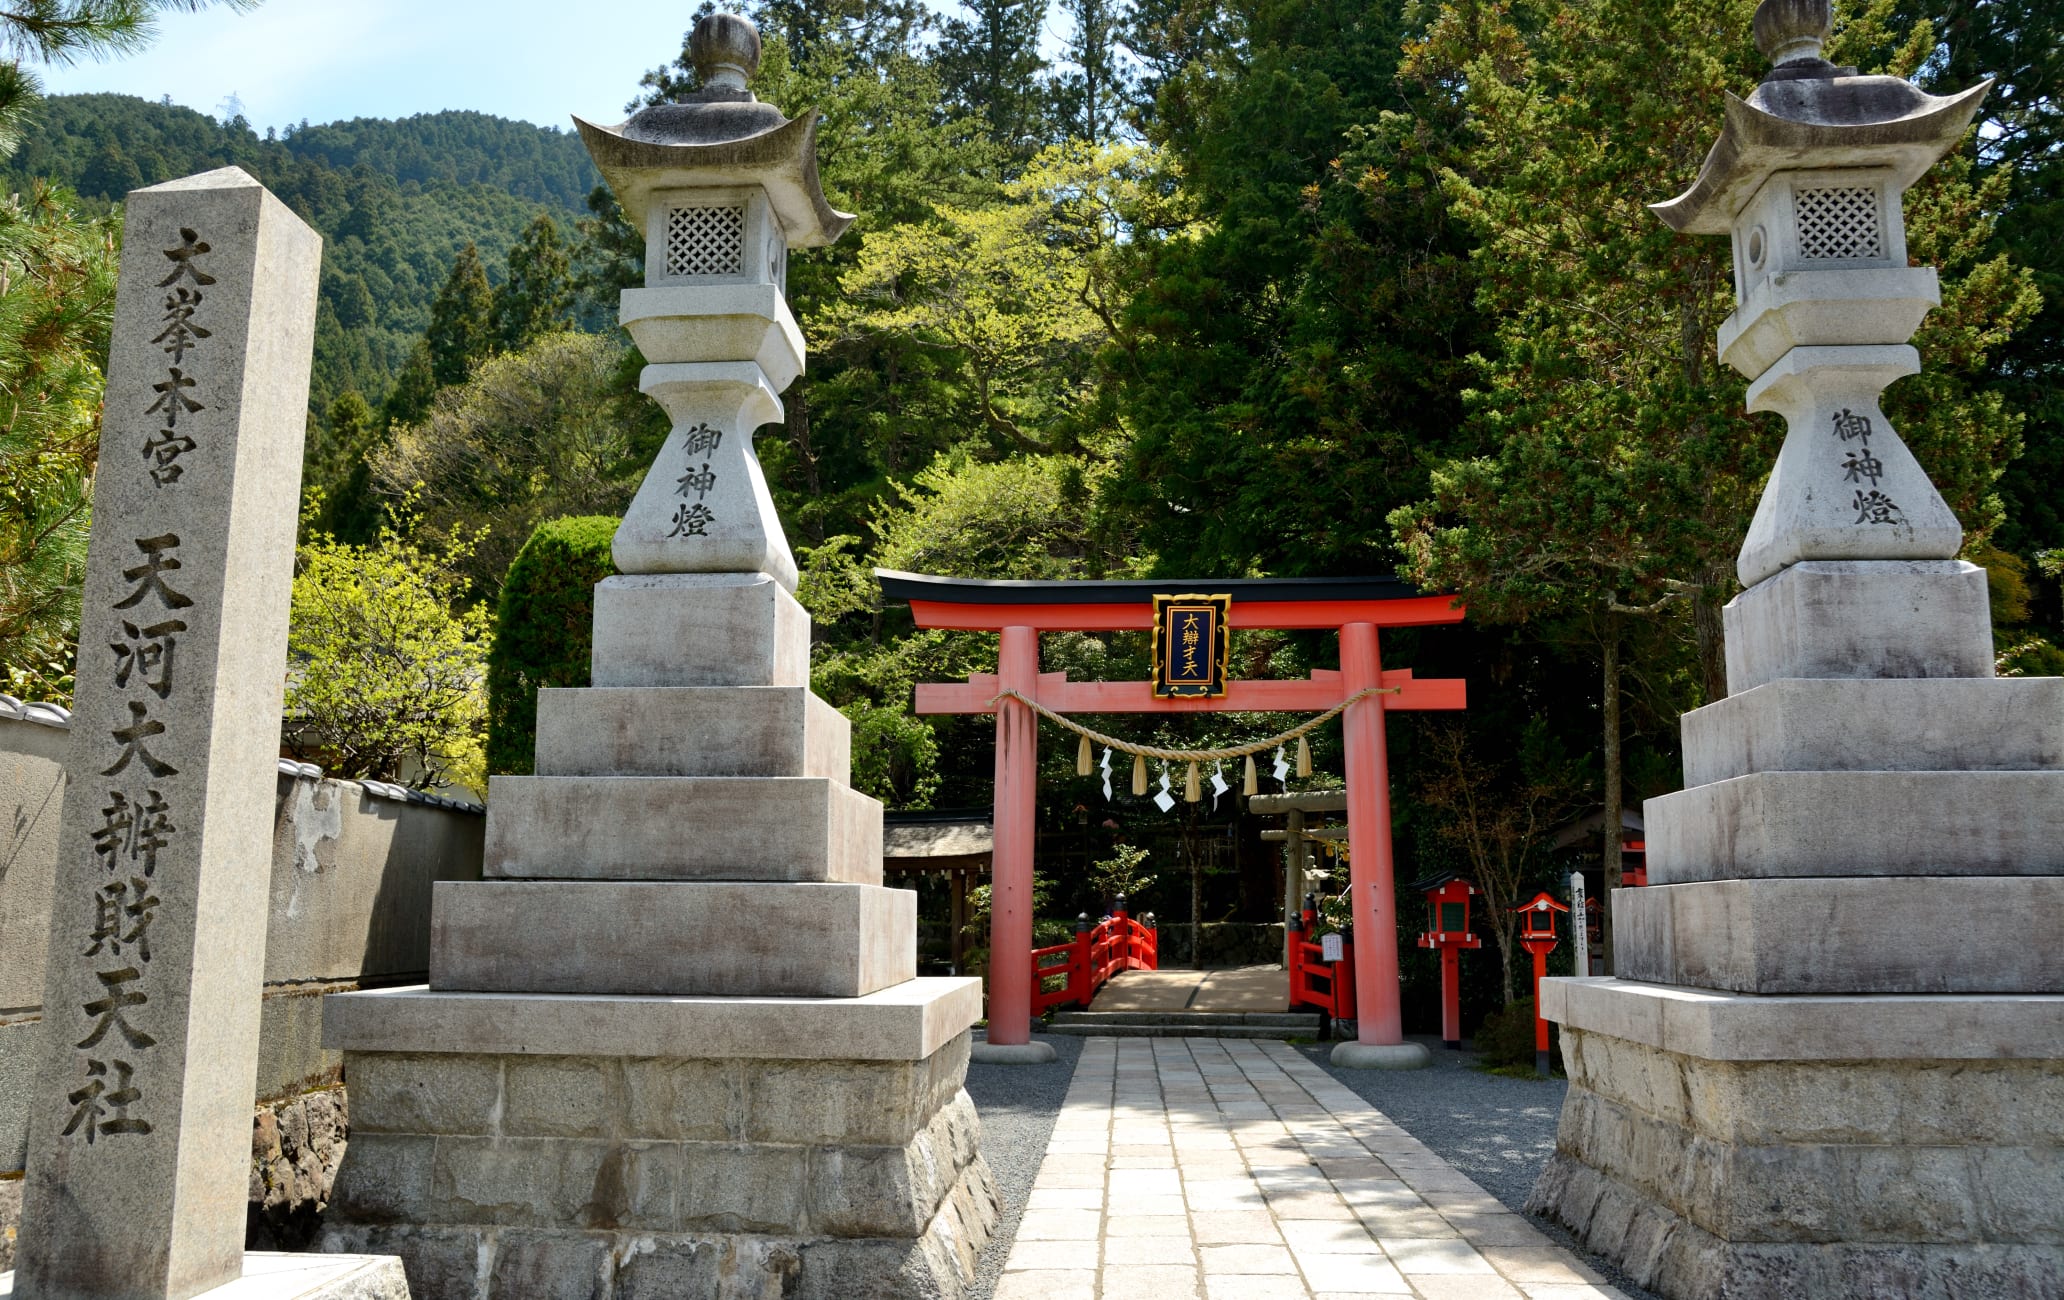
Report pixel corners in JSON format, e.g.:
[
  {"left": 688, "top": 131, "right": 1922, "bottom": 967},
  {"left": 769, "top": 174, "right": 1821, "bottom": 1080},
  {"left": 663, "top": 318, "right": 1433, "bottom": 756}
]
[
  {"left": 1511, "top": 891, "right": 1566, "bottom": 1077},
  {"left": 1531, "top": 4, "right": 2064, "bottom": 1296},
  {"left": 1649, "top": 0, "right": 1986, "bottom": 590},
  {"left": 317, "top": 16, "right": 996, "bottom": 1297},
  {"left": 1411, "top": 871, "right": 1481, "bottom": 1051},
  {"left": 574, "top": 12, "right": 851, "bottom": 587}
]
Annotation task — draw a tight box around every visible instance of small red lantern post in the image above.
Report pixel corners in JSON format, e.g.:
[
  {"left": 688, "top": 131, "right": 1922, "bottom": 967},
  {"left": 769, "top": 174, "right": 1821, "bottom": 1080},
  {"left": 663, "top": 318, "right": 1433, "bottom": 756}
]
[
  {"left": 1413, "top": 872, "right": 1481, "bottom": 1050},
  {"left": 1513, "top": 891, "right": 1570, "bottom": 1076}
]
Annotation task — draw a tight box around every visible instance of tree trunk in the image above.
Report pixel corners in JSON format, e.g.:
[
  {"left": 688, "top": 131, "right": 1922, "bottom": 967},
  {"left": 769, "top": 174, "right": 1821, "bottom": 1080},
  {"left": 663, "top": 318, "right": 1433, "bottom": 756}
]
[
  {"left": 1693, "top": 560, "right": 1730, "bottom": 707},
  {"left": 785, "top": 384, "right": 821, "bottom": 500},
  {"left": 1495, "top": 919, "right": 1516, "bottom": 1004},
  {"left": 1601, "top": 614, "right": 1623, "bottom": 972}
]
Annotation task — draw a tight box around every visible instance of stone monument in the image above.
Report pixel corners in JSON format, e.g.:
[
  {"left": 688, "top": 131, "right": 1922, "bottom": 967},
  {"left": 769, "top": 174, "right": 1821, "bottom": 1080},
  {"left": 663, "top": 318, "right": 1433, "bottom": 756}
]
[
  {"left": 1529, "top": 5, "right": 2064, "bottom": 1297},
  {"left": 5, "top": 169, "right": 404, "bottom": 1298},
  {"left": 317, "top": 16, "right": 997, "bottom": 1297}
]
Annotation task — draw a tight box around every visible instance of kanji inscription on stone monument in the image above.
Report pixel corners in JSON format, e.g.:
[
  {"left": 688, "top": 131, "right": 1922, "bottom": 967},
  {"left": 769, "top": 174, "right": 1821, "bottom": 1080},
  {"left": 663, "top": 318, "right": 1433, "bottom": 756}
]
[{"left": 14, "top": 168, "right": 320, "bottom": 1300}]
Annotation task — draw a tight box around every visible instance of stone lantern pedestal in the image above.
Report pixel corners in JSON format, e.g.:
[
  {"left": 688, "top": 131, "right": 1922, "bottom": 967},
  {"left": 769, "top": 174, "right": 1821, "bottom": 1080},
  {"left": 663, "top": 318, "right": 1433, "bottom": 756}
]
[
  {"left": 1528, "top": 4, "right": 2064, "bottom": 1296},
  {"left": 315, "top": 16, "right": 995, "bottom": 1297}
]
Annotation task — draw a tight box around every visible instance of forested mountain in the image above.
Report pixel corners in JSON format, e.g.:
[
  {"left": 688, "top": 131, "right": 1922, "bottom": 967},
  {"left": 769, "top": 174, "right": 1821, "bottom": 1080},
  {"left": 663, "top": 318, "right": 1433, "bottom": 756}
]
[{"left": 1, "top": 94, "right": 597, "bottom": 414}]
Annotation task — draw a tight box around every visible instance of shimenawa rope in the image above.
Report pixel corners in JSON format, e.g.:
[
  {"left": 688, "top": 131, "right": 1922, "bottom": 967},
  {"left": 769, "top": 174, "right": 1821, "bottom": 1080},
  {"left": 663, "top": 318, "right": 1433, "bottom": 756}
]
[{"left": 985, "top": 685, "right": 1401, "bottom": 799}]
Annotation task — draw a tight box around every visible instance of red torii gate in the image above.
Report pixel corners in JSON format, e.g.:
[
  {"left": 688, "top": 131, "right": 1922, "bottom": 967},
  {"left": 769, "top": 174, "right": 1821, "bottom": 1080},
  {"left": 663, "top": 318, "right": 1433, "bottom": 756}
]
[{"left": 879, "top": 571, "right": 1468, "bottom": 1065}]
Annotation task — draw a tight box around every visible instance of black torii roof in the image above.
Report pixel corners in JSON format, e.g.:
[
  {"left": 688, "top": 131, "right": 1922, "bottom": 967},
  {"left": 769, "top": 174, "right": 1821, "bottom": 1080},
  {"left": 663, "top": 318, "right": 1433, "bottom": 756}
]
[{"left": 875, "top": 570, "right": 1426, "bottom": 606}]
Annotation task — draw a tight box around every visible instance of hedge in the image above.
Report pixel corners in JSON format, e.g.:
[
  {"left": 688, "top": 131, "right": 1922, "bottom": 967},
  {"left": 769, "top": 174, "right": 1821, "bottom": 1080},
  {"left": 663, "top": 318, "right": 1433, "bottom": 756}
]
[{"left": 485, "top": 515, "right": 619, "bottom": 775}]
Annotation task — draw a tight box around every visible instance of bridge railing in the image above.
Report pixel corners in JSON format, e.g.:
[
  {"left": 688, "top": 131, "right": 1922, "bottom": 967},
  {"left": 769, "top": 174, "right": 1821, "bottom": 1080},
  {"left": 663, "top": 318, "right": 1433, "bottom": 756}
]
[
  {"left": 1032, "top": 901, "right": 1158, "bottom": 1015},
  {"left": 1287, "top": 908, "right": 1356, "bottom": 1022}
]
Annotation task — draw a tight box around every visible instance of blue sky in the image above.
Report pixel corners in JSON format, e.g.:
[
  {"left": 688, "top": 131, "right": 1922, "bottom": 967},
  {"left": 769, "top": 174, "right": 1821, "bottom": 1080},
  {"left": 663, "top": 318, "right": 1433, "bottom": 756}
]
[{"left": 33, "top": 1, "right": 729, "bottom": 132}]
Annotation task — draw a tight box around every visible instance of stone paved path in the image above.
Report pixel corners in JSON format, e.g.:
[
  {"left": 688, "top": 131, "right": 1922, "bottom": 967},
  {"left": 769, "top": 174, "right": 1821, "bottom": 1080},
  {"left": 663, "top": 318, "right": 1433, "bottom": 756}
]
[{"left": 993, "top": 1036, "right": 1629, "bottom": 1300}]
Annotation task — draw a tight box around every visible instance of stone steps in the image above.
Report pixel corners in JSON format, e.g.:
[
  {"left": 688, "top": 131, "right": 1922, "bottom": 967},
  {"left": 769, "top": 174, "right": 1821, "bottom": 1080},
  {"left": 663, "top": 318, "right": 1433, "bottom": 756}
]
[{"left": 1042, "top": 1011, "right": 1324, "bottom": 1040}]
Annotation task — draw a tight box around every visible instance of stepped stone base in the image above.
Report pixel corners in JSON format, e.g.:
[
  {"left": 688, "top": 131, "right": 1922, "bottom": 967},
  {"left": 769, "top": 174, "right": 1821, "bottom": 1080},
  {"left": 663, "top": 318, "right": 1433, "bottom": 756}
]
[
  {"left": 1531, "top": 980, "right": 2064, "bottom": 1300},
  {"left": 483, "top": 775, "right": 883, "bottom": 884},
  {"left": 535, "top": 686, "right": 851, "bottom": 780},
  {"left": 1723, "top": 560, "right": 1993, "bottom": 693},
  {"left": 1644, "top": 770, "right": 2064, "bottom": 883},
  {"left": 1614, "top": 877, "right": 2064, "bottom": 994},
  {"left": 429, "top": 880, "right": 915, "bottom": 997},
  {"left": 319, "top": 1031, "right": 993, "bottom": 1299},
  {"left": 591, "top": 574, "right": 809, "bottom": 689},
  {"left": 1681, "top": 676, "right": 2064, "bottom": 786}
]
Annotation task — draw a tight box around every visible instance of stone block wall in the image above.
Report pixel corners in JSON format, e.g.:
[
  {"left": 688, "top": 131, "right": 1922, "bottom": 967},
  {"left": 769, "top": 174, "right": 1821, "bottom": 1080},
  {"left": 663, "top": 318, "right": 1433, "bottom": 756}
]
[
  {"left": 1530, "top": 1027, "right": 2064, "bottom": 1299},
  {"left": 0, "top": 709, "right": 485, "bottom": 1267},
  {"left": 320, "top": 1035, "right": 997, "bottom": 1299}
]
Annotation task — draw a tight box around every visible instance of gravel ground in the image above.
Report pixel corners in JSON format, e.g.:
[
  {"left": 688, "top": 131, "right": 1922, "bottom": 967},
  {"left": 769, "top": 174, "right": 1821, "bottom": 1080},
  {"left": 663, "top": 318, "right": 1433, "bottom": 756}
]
[
  {"left": 1296, "top": 1034, "right": 1663, "bottom": 1300},
  {"left": 963, "top": 1031, "right": 1085, "bottom": 1300}
]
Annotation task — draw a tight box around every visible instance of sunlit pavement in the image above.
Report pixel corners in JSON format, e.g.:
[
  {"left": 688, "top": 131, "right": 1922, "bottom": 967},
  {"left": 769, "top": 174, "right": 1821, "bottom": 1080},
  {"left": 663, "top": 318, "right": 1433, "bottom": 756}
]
[{"left": 994, "top": 1036, "right": 1627, "bottom": 1300}]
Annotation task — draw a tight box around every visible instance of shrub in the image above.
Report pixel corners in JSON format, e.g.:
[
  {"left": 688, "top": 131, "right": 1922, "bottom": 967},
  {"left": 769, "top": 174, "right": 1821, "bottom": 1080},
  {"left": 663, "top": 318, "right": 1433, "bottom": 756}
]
[
  {"left": 486, "top": 515, "right": 618, "bottom": 775},
  {"left": 1474, "top": 997, "right": 1563, "bottom": 1074},
  {"left": 287, "top": 506, "right": 491, "bottom": 792}
]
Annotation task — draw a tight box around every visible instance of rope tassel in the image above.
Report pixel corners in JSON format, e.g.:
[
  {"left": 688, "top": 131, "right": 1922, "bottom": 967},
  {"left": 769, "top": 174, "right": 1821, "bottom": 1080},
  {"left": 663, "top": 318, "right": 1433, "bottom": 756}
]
[
  {"left": 1243, "top": 755, "right": 1259, "bottom": 796},
  {"left": 1077, "top": 734, "right": 1093, "bottom": 776},
  {"left": 1296, "top": 735, "right": 1312, "bottom": 778},
  {"left": 1185, "top": 761, "right": 1202, "bottom": 803},
  {"left": 1132, "top": 752, "right": 1148, "bottom": 796}
]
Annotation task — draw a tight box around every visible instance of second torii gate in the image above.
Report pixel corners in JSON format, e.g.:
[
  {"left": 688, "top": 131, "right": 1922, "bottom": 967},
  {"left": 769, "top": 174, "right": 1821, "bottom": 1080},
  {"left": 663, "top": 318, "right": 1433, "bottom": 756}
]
[{"left": 879, "top": 571, "right": 1468, "bottom": 1068}]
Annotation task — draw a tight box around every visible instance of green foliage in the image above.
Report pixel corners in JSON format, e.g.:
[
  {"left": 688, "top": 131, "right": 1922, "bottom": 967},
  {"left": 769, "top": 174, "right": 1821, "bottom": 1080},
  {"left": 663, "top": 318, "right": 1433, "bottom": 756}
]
[
  {"left": 1107, "top": 0, "right": 1484, "bottom": 579},
  {"left": 371, "top": 331, "right": 648, "bottom": 598},
  {"left": 485, "top": 515, "right": 619, "bottom": 777},
  {"left": 871, "top": 451, "right": 1111, "bottom": 581},
  {"left": 425, "top": 242, "right": 495, "bottom": 388},
  {"left": 495, "top": 214, "right": 572, "bottom": 351},
  {"left": 286, "top": 502, "right": 492, "bottom": 791},
  {"left": 837, "top": 140, "right": 1175, "bottom": 460},
  {"left": 3, "top": 3, "right": 239, "bottom": 62},
  {"left": 1050, "top": 0, "right": 1131, "bottom": 145},
  {"left": 934, "top": 0, "right": 1051, "bottom": 163},
  {"left": 1088, "top": 842, "right": 1155, "bottom": 903},
  {"left": 303, "top": 389, "right": 379, "bottom": 530},
  {"left": 0, "top": 181, "right": 115, "bottom": 701},
  {"left": 842, "top": 702, "right": 941, "bottom": 808},
  {"left": 960, "top": 872, "right": 1067, "bottom": 977}
]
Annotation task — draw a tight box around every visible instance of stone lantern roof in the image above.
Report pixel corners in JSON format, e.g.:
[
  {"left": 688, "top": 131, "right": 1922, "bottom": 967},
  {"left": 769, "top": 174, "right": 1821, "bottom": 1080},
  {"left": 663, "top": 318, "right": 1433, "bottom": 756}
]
[
  {"left": 572, "top": 12, "right": 853, "bottom": 247},
  {"left": 1650, "top": 0, "right": 1989, "bottom": 233}
]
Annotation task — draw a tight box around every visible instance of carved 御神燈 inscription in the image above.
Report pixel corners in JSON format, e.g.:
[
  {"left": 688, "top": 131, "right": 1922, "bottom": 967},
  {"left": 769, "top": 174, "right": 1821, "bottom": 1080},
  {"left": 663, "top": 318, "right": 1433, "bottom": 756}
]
[{"left": 1832, "top": 408, "right": 1902, "bottom": 525}]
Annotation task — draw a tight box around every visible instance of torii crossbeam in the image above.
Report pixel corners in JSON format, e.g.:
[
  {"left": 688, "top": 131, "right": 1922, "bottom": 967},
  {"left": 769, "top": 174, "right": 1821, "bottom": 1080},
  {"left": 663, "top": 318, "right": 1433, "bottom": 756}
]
[{"left": 879, "top": 571, "right": 1468, "bottom": 1065}]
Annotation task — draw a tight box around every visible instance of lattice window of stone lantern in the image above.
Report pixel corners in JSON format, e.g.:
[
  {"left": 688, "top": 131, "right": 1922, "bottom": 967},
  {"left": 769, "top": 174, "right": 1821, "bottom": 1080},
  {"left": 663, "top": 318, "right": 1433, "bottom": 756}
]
[
  {"left": 665, "top": 204, "right": 746, "bottom": 278},
  {"left": 1794, "top": 185, "right": 1883, "bottom": 261}
]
